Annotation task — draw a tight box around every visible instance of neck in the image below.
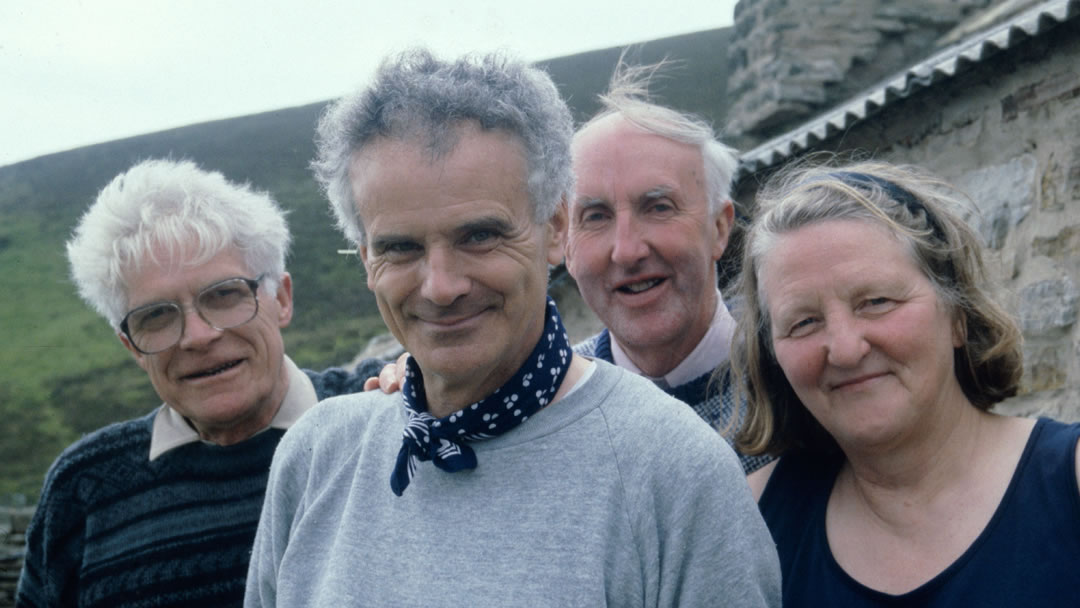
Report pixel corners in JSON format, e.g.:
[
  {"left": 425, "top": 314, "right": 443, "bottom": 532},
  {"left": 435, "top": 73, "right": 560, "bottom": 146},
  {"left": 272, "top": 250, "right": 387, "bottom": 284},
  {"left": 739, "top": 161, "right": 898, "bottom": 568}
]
[
  {"left": 619, "top": 342, "right": 695, "bottom": 379},
  {"left": 418, "top": 301, "right": 551, "bottom": 418},
  {"left": 616, "top": 292, "right": 719, "bottom": 378},
  {"left": 421, "top": 379, "right": 499, "bottom": 419},
  {"left": 421, "top": 344, "right": 541, "bottom": 420},
  {"left": 190, "top": 400, "right": 283, "bottom": 446},
  {"left": 837, "top": 401, "right": 1003, "bottom": 524},
  {"left": 189, "top": 361, "right": 290, "bottom": 446},
  {"left": 423, "top": 356, "right": 586, "bottom": 419}
]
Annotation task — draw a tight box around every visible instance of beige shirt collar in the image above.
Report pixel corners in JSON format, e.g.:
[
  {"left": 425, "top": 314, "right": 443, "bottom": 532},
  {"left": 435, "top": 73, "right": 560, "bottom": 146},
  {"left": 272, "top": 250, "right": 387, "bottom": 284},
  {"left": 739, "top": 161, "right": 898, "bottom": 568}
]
[
  {"left": 148, "top": 355, "right": 317, "bottom": 461},
  {"left": 611, "top": 289, "right": 736, "bottom": 387}
]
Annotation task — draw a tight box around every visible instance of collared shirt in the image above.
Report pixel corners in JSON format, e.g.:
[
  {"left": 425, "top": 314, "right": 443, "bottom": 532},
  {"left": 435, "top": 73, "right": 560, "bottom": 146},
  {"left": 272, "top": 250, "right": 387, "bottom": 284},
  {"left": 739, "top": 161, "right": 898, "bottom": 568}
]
[
  {"left": 148, "top": 355, "right": 317, "bottom": 461},
  {"left": 610, "top": 289, "right": 736, "bottom": 388}
]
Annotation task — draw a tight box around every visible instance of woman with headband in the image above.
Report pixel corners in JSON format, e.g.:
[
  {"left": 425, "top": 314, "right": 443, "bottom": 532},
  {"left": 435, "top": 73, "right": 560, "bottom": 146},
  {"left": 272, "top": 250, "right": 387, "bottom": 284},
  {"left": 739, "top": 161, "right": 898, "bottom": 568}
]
[{"left": 727, "top": 161, "right": 1080, "bottom": 605}]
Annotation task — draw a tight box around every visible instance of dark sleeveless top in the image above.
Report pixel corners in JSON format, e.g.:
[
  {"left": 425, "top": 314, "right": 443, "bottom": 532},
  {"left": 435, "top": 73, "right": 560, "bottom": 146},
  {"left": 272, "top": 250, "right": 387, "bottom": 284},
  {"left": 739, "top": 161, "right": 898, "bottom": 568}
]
[{"left": 758, "top": 418, "right": 1080, "bottom": 607}]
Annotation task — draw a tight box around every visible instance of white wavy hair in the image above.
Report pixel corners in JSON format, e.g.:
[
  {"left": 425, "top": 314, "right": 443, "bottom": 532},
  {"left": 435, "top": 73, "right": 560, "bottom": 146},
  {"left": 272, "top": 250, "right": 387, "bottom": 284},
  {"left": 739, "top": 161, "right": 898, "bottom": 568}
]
[{"left": 67, "top": 159, "right": 291, "bottom": 329}]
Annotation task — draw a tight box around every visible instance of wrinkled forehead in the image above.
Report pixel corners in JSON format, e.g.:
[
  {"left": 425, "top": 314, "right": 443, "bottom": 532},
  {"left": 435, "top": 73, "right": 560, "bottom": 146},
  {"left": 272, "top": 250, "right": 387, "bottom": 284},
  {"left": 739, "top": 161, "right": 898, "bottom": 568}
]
[
  {"left": 572, "top": 119, "right": 704, "bottom": 206},
  {"left": 122, "top": 242, "right": 251, "bottom": 301}
]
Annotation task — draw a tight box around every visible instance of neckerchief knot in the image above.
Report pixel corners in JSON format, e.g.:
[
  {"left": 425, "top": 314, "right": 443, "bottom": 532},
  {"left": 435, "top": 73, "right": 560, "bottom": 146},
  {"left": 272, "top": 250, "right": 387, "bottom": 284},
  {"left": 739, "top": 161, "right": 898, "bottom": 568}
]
[{"left": 390, "top": 296, "right": 571, "bottom": 496}]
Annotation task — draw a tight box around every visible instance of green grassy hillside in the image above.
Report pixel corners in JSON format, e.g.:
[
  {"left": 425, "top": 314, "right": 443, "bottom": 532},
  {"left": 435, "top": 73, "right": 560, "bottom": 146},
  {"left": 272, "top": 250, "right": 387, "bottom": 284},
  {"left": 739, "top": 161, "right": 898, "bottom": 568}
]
[
  {"left": 0, "top": 28, "right": 733, "bottom": 503},
  {"left": 0, "top": 103, "right": 389, "bottom": 500}
]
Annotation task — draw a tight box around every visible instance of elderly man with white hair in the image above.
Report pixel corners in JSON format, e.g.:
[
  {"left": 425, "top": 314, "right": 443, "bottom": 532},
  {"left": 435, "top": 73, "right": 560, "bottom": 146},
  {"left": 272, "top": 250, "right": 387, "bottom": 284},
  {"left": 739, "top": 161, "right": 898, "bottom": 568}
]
[{"left": 16, "top": 159, "right": 379, "bottom": 608}]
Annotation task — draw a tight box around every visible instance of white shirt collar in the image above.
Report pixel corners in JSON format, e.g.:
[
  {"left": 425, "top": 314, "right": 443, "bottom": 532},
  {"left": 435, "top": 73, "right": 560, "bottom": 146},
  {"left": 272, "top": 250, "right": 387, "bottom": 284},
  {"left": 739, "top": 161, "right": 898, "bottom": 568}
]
[
  {"left": 148, "top": 355, "right": 317, "bottom": 461},
  {"left": 610, "top": 289, "right": 736, "bottom": 388}
]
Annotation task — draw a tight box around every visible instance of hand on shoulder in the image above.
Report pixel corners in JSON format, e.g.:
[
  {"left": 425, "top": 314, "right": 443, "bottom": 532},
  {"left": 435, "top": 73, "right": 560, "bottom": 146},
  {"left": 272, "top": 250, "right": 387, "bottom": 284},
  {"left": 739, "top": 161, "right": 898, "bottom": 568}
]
[{"left": 363, "top": 352, "right": 409, "bottom": 393}]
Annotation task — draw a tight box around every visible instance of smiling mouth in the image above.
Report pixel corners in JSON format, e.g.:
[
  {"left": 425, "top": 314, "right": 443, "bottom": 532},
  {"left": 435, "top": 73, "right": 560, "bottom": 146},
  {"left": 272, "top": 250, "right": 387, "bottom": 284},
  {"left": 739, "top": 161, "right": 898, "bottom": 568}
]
[
  {"left": 617, "top": 278, "right": 664, "bottom": 294},
  {"left": 831, "top": 373, "right": 885, "bottom": 390},
  {"left": 419, "top": 308, "right": 488, "bottom": 329},
  {"left": 183, "top": 359, "right": 242, "bottom": 380}
]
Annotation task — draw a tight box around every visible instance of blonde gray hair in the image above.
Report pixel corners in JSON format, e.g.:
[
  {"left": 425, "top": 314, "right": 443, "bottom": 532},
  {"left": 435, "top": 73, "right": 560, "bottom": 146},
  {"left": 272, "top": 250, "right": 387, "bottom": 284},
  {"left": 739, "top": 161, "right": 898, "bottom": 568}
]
[{"left": 730, "top": 160, "right": 1023, "bottom": 456}]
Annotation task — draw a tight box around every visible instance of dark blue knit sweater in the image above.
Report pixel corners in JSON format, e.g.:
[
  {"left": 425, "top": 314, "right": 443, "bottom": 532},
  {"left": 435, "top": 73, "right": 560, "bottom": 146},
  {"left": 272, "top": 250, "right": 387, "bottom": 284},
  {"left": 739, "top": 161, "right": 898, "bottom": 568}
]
[
  {"left": 15, "top": 362, "right": 381, "bottom": 608},
  {"left": 575, "top": 329, "right": 771, "bottom": 474}
]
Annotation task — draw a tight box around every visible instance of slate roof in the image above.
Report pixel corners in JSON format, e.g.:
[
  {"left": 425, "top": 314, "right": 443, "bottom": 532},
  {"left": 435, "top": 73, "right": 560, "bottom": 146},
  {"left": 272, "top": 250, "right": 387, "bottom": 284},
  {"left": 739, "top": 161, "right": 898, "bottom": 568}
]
[{"left": 737, "top": 0, "right": 1080, "bottom": 176}]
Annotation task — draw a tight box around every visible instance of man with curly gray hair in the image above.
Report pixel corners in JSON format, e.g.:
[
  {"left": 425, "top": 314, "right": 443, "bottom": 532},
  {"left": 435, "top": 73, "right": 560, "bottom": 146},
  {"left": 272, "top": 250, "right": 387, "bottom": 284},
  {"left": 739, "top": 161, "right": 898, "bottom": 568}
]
[
  {"left": 16, "top": 159, "right": 381, "bottom": 608},
  {"left": 245, "top": 49, "right": 779, "bottom": 607}
]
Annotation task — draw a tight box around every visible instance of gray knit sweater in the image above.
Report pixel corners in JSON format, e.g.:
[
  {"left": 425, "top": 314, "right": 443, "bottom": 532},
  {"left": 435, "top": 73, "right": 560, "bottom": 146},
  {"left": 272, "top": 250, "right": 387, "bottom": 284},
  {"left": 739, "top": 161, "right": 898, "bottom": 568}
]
[{"left": 246, "top": 359, "right": 781, "bottom": 607}]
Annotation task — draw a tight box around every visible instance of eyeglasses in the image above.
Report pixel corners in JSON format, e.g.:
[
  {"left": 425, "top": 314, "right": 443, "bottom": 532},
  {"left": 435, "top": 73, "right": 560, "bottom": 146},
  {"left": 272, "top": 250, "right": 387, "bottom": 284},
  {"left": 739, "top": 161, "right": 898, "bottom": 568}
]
[{"left": 120, "top": 276, "right": 263, "bottom": 354}]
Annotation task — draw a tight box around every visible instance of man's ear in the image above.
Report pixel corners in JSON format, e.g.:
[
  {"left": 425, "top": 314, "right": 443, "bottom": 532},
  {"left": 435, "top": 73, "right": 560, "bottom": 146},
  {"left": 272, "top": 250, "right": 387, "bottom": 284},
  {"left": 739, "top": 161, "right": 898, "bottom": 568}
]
[
  {"left": 274, "top": 272, "right": 294, "bottom": 328},
  {"left": 712, "top": 199, "right": 736, "bottom": 261},
  {"left": 546, "top": 199, "right": 569, "bottom": 266},
  {"left": 118, "top": 331, "right": 150, "bottom": 372}
]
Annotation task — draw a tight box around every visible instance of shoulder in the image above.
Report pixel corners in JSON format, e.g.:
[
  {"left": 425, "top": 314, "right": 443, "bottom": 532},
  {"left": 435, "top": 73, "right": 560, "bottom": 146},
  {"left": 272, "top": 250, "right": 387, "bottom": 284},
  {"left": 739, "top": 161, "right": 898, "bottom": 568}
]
[
  {"left": 1029, "top": 416, "right": 1080, "bottom": 447},
  {"left": 757, "top": 450, "right": 843, "bottom": 524},
  {"left": 41, "top": 412, "right": 154, "bottom": 487},
  {"left": 580, "top": 364, "right": 781, "bottom": 602},
  {"left": 572, "top": 330, "right": 609, "bottom": 359},
  {"left": 31, "top": 411, "right": 155, "bottom": 519},
  {"left": 278, "top": 390, "right": 398, "bottom": 462},
  {"left": 747, "top": 460, "right": 778, "bottom": 501},
  {"left": 594, "top": 362, "right": 725, "bottom": 437},
  {"left": 304, "top": 361, "right": 384, "bottom": 400},
  {"left": 267, "top": 391, "right": 401, "bottom": 512},
  {"left": 589, "top": 360, "right": 745, "bottom": 482},
  {"left": 1023, "top": 418, "right": 1080, "bottom": 499},
  {"left": 1022, "top": 418, "right": 1080, "bottom": 474}
]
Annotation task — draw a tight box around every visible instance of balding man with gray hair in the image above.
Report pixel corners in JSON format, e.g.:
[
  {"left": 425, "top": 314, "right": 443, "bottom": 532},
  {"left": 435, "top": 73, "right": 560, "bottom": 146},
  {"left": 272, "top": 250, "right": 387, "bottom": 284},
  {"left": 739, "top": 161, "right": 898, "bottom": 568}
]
[{"left": 567, "top": 62, "right": 771, "bottom": 473}]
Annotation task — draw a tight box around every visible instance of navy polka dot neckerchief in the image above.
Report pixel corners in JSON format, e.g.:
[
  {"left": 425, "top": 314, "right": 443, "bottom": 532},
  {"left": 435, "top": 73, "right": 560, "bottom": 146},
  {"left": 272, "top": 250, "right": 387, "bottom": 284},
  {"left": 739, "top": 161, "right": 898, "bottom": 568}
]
[{"left": 390, "top": 296, "right": 572, "bottom": 497}]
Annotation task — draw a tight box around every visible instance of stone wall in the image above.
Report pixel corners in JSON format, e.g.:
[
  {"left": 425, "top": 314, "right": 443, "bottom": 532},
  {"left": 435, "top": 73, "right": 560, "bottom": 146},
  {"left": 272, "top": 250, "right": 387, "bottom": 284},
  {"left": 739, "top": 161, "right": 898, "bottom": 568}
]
[
  {"left": 726, "top": 0, "right": 995, "bottom": 144},
  {"left": 734, "top": 15, "right": 1080, "bottom": 421},
  {"left": 0, "top": 507, "right": 31, "bottom": 608}
]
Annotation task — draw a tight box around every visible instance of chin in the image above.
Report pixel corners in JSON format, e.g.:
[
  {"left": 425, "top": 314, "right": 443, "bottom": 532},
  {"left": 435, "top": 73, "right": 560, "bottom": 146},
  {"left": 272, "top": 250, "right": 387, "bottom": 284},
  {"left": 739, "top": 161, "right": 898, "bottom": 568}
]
[
  {"left": 417, "top": 351, "right": 487, "bottom": 380},
  {"left": 612, "top": 320, "right": 679, "bottom": 349}
]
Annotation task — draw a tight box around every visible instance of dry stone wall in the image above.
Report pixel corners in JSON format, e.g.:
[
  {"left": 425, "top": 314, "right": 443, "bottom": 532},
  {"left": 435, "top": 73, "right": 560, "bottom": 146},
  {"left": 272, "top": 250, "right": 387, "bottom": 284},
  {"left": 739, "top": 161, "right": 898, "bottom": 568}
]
[{"left": 0, "top": 508, "right": 31, "bottom": 608}]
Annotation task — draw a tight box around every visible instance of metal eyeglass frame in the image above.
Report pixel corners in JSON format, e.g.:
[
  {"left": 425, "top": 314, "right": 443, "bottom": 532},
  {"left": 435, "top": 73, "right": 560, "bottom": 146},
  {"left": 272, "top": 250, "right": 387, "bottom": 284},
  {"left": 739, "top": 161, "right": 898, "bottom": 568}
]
[{"left": 119, "top": 275, "right": 263, "bottom": 355}]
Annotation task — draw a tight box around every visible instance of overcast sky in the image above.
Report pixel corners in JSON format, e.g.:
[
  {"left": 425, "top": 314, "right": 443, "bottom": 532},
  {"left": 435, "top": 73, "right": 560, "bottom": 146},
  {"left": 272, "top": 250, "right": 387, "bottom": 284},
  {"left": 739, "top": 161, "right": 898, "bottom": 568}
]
[{"left": 1, "top": 0, "right": 738, "bottom": 168}]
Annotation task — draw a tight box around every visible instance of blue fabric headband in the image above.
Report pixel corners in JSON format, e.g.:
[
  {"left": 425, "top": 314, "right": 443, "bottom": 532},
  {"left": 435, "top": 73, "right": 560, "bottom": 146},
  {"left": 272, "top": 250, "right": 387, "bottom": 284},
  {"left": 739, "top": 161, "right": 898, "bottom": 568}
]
[{"left": 827, "top": 171, "right": 946, "bottom": 241}]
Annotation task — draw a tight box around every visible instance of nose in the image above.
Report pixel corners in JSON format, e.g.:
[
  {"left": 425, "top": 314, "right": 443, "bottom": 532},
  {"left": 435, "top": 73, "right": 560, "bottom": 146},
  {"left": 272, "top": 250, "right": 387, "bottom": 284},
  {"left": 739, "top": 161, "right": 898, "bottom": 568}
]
[
  {"left": 177, "top": 306, "right": 222, "bottom": 350},
  {"left": 824, "top": 314, "right": 870, "bottom": 368},
  {"left": 610, "top": 213, "right": 649, "bottom": 267},
  {"left": 419, "top": 246, "right": 470, "bottom": 306}
]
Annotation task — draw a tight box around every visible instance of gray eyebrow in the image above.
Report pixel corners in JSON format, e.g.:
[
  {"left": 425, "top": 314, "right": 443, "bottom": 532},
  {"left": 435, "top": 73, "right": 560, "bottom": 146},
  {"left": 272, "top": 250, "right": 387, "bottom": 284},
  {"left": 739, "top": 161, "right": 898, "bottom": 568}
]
[
  {"left": 572, "top": 185, "right": 676, "bottom": 212},
  {"left": 574, "top": 196, "right": 608, "bottom": 209},
  {"left": 458, "top": 216, "right": 513, "bottom": 237},
  {"left": 639, "top": 185, "right": 675, "bottom": 204},
  {"left": 370, "top": 233, "right": 418, "bottom": 252}
]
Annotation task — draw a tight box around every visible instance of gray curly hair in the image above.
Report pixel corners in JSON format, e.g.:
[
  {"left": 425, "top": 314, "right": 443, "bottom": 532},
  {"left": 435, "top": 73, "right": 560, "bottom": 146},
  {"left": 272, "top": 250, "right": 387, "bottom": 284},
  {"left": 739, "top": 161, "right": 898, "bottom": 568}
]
[{"left": 313, "top": 48, "right": 575, "bottom": 247}]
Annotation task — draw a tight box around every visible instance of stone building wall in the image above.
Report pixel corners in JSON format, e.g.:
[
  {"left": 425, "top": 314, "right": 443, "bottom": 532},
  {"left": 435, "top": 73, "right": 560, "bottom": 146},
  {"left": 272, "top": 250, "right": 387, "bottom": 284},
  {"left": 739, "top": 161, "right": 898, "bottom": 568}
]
[
  {"left": 726, "top": 0, "right": 995, "bottom": 144},
  {"left": 733, "top": 14, "right": 1080, "bottom": 421}
]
